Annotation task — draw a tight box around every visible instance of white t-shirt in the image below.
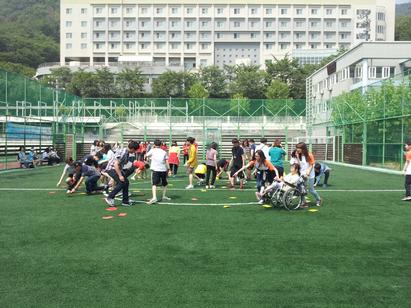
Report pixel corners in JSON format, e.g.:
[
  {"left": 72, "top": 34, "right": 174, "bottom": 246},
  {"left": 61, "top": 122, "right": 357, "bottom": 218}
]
[
  {"left": 299, "top": 156, "right": 315, "bottom": 179},
  {"left": 146, "top": 148, "right": 168, "bottom": 172},
  {"left": 255, "top": 143, "right": 270, "bottom": 160},
  {"left": 283, "top": 173, "right": 300, "bottom": 185}
]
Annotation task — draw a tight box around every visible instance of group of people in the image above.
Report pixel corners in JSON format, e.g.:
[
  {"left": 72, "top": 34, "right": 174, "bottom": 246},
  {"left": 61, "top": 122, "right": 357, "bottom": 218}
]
[
  {"left": 18, "top": 146, "right": 60, "bottom": 168},
  {"left": 56, "top": 136, "right": 333, "bottom": 208}
]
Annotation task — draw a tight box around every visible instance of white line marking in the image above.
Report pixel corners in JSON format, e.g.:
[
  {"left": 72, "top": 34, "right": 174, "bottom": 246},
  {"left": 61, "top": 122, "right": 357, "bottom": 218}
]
[{"left": 0, "top": 188, "right": 404, "bottom": 192}]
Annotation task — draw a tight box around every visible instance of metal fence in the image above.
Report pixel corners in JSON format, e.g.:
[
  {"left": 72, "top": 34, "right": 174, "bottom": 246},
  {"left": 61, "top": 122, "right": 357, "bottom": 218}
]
[{"left": 309, "top": 70, "right": 411, "bottom": 170}]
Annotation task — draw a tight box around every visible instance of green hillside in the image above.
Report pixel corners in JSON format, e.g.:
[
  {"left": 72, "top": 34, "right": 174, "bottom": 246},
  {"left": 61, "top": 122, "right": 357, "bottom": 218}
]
[{"left": 0, "top": 0, "right": 60, "bottom": 76}]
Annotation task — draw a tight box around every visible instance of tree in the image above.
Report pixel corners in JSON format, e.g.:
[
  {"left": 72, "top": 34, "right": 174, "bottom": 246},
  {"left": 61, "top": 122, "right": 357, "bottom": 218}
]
[
  {"left": 95, "top": 67, "right": 115, "bottom": 98},
  {"left": 188, "top": 82, "right": 209, "bottom": 99},
  {"left": 265, "top": 79, "right": 290, "bottom": 99},
  {"left": 228, "top": 64, "right": 267, "bottom": 99},
  {"left": 41, "top": 67, "right": 73, "bottom": 90},
  {"left": 116, "top": 68, "right": 145, "bottom": 98},
  {"left": 395, "top": 16, "right": 411, "bottom": 41},
  {"left": 68, "top": 69, "right": 99, "bottom": 98},
  {"left": 152, "top": 71, "right": 197, "bottom": 97},
  {"left": 0, "top": 61, "right": 35, "bottom": 77},
  {"left": 197, "top": 65, "right": 227, "bottom": 98}
]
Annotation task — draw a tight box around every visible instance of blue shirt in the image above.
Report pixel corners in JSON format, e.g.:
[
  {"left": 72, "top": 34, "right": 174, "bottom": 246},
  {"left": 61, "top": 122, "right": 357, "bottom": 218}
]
[{"left": 269, "top": 147, "right": 286, "bottom": 168}]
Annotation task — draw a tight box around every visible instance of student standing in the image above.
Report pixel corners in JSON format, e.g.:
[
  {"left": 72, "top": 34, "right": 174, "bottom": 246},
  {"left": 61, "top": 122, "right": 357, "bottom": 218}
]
[
  {"left": 205, "top": 142, "right": 218, "bottom": 189},
  {"left": 185, "top": 137, "right": 198, "bottom": 189},
  {"left": 146, "top": 139, "right": 171, "bottom": 205},
  {"left": 402, "top": 141, "right": 411, "bottom": 201},
  {"left": 269, "top": 139, "right": 286, "bottom": 177},
  {"left": 229, "top": 138, "right": 246, "bottom": 189},
  {"left": 168, "top": 141, "right": 181, "bottom": 177}
]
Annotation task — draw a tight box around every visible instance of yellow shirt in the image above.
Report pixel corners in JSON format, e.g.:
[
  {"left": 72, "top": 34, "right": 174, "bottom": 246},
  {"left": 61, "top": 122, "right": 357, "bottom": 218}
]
[
  {"left": 195, "top": 164, "right": 207, "bottom": 174},
  {"left": 187, "top": 144, "right": 198, "bottom": 168}
]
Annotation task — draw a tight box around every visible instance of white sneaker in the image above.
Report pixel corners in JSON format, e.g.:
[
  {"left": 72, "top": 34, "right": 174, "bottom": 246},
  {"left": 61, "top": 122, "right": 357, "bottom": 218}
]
[
  {"left": 162, "top": 196, "right": 171, "bottom": 201},
  {"left": 206, "top": 185, "right": 209, "bottom": 189},
  {"left": 258, "top": 199, "right": 264, "bottom": 204},
  {"left": 210, "top": 185, "right": 215, "bottom": 189},
  {"left": 147, "top": 198, "right": 158, "bottom": 205},
  {"left": 104, "top": 197, "right": 115, "bottom": 207},
  {"left": 185, "top": 185, "right": 194, "bottom": 189}
]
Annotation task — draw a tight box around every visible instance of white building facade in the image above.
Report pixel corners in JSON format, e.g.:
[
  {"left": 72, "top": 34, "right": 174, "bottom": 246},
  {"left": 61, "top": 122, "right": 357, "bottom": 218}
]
[
  {"left": 306, "top": 41, "right": 411, "bottom": 136},
  {"left": 60, "top": 0, "right": 395, "bottom": 69}
]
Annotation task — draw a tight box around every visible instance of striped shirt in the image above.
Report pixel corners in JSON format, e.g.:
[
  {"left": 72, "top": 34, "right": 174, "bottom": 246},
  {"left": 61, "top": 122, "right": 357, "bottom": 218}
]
[{"left": 105, "top": 148, "right": 129, "bottom": 171}]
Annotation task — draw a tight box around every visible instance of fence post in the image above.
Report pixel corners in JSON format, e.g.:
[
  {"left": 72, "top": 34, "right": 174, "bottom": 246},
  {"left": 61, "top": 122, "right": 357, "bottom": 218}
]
[
  {"left": 285, "top": 124, "right": 289, "bottom": 161},
  {"left": 5, "top": 115, "right": 8, "bottom": 170},
  {"left": 202, "top": 98, "right": 206, "bottom": 160},
  {"left": 362, "top": 121, "right": 367, "bottom": 166}
]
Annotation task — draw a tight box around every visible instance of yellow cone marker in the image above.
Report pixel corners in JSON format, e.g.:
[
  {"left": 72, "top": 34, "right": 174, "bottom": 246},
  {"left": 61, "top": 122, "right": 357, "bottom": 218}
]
[
  {"left": 224, "top": 205, "right": 230, "bottom": 208},
  {"left": 308, "top": 208, "right": 319, "bottom": 212}
]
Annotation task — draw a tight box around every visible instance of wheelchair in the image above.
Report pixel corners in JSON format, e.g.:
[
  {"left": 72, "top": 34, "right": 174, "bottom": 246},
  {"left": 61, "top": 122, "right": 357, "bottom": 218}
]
[{"left": 262, "top": 176, "right": 306, "bottom": 211}]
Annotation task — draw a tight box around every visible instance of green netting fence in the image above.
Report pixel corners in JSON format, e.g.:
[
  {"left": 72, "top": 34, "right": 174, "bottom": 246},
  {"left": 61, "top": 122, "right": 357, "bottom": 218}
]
[{"left": 318, "top": 70, "right": 411, "bottom": 170}]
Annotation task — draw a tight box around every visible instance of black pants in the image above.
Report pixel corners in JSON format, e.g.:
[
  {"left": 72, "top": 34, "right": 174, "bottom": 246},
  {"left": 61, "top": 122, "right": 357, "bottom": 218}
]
[
  {"left": 206, "top": 165, "right": 217, "bottom": 186},
  {"left": 170, "top": 164, "right": 179, "bottom": 176},
  {"left": 275, "top": 166, "right": 284, "bottom": 177},
  {"left": 107, "top": 168, "right": 134, "bottom": 203},
  {"left": 405, "top": 175, "right": 411, "bottom": 197},
  {"left": 316, "top": 170, "right": 330, "bottom": 185}
]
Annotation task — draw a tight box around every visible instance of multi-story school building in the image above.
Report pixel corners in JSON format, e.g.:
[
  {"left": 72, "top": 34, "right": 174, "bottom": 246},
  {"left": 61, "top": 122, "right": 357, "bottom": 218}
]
[{"left": 58, "top": 0, "right": 395, "bottom": 70}]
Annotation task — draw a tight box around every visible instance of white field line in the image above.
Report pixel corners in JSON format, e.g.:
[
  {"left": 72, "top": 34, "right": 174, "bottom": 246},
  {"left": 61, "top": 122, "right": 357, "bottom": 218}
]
[{"left": 1, "top": 186, "right": 402, "bottom": 194}]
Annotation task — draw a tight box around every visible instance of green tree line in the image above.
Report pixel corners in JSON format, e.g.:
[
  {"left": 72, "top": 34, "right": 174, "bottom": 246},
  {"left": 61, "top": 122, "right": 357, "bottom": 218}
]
[{"left": 42, "top": 53, "right": 346, "bottom": 100}]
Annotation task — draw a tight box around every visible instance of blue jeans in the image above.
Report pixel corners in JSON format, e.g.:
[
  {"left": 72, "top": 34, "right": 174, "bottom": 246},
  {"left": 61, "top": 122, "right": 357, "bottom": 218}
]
[
  {"left": 85, "top": 175, "right": 104, "bottom": 193},
  {"left": 304, "top": 177, "right": 321, "bottom": 202}
]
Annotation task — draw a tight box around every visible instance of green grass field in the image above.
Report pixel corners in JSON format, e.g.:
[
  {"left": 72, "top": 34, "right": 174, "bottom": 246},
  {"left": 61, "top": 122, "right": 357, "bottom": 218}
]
[{"left": 0, "top": 164, "right": 410, "bottom": 307}]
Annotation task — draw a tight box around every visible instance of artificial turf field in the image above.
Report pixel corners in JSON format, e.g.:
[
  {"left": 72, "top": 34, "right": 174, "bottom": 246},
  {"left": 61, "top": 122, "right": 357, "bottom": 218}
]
[{"left": 0, "top": 163, "right": 410, "bottom": 307}]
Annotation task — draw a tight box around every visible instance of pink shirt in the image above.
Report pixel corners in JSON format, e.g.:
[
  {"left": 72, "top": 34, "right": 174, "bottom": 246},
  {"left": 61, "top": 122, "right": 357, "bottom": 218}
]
[{"left": 206, "top": 148, "right": 218, "bottom": 166}]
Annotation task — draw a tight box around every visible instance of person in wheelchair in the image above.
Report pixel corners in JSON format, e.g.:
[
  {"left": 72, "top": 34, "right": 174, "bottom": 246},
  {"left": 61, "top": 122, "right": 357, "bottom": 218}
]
[{"left": 256, "top": 164, "right": 302, "bottom": 204}]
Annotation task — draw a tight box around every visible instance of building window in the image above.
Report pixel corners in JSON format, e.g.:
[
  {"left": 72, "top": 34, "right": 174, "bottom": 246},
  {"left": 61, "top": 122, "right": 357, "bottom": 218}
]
[
  {"left": 66, "top": 21, "right": 72, "bottom": 27},
  {"left": 66, "top": 8, "right": 72, "bottom": 14},
  {"left": 201, "top": 43, "right": 208, "bottom": 50},
  {"left": 81, "top": 32, "right": 87, "bottom": 39},
  {"left": 251, "top": 8, "right": 257, "bottom": 15},
  {"left": 141, "top": 7, "right": 148, "bottom": 14},
  {"left": 341, "top": 8, "right": 348, "bottom": 15},
  {"left": 126, "top": 7, "right": 133, "bottom": 14},
  {"left": 216, "top": 33, "right": 222, "bottom": 38},
  {"left": 156, "top": 8, "right": 162, "bottom": 14},
  {"left": 186, "top": 21, "right": 192, "bottom": 27},
  {"left": 377, "top": 12, "right": 385, "bottom": 21},
  {"left": 296, "top": 8, "right": 303, "bottom": 15},
  {"left": 382, "top": 67, "right": 390, "bottom": 79},
  {"left": 234, "top": 8, "right": 240, "bottom": 14},
  {"left": 96, "top": 7, "right": 103, "bottom": 14},
  {"left": 266, "top": 21, "right": 272, "bottom": 28},
  {"left": 186, "top": 43, "right": 192, "bottom": 49},
  {"left": 340, "top": 33, "right": 348, "bottom": 39},
  {"left": 265, "top": 44, "right": 272, "bottom": 50},
  {"left": 368, "top": 67, "right": 377, "bottom": 79},
  {"left": 234, "top": 21, "right": 240, "bottom": 27},
  {"left": 280, "top": 8, "right": 287, "bottom": 15},
  {"left": 200, "top": 59, "right": 207, "bottom": 66},
  {"left": 111, "top": 8, "right": 118, "bottom": 14},
  {"left": 171, "top": 7, "right": 178, "bottom": 14},
  {"left": 81, "top": 8, "right": 87, "bottom": 14},
  {"left": 81, "top": 21, "right": 87, "bottom": 27},
  {"left": 66, "top": 33, "right": 72, "bottom": 39},
  {"left": 81, "top": 43, "right": 87, "bottom": 49},
  {"left": 234, "top": 33, "right": 239, "bottom": 39},
  {"left": 202, "top": 21, "right": 208, "bottom": 27},
  {"left": 280, "top": 21, "right": 288, "bottom": 27},
  {"left": 311, "top": 8, "right": 318, "bottom": 15},
  {"left": 202, "top": 8, "right": 208, "bottom": 14},
  {"left": 66, "top": 43, "right": 72, "bottom": 49},
  {"left": 96, "top": 43, "right": 102, "bottom": 50},
  {"left": 341, "top": 21, "right": 348, "bottom": 28},
  {"left": 266, "top": 8, "right": 272, "bottom": 14},
  {"left": 186, "top": 7, "right": 193, "bottom": 14},
  {"left": 326, "top": 8, "right": 333, "bottom": 15},
  {"left": 140, "top": 32, "right": 145, "bottom": 38},
  {"left": 217, "top": 8, "right": 223, "bottom": 14},
  {"left": 280, "top": 43, "right": 288, "bottom": 50},
  {"left": 296, "top": 21, "right": 304, "bottom": 27},
  {"left": 250, "top": 33, "right": 256, "bottom": 38},
  {"left": 141, "top": 43, "right": 146, "bottom": 49},
  {"left": 125, "top": 43, "right": 131, "bottom": 50}
]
